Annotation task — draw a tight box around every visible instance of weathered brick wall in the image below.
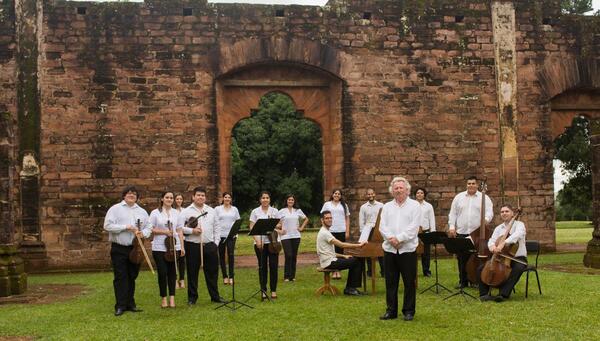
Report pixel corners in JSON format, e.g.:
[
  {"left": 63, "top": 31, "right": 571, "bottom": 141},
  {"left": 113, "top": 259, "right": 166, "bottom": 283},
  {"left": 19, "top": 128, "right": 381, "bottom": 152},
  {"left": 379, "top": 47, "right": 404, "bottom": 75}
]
[
  {"left": 1, "top": 0, "right": 595, "bottom": 269},
  {"left": 0, "top": 0, "right": 16, "bottom": 245}
]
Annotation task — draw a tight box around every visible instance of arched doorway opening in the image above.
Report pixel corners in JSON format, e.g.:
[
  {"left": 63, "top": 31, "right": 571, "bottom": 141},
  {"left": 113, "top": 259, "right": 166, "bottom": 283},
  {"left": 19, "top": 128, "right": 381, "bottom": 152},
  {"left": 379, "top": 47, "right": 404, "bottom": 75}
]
[
  {"left": 230, "top": 92, "right": 323, "bottom": 213},
  {"left": 215, "top": 62, "right": 344, "bottom": 204}
]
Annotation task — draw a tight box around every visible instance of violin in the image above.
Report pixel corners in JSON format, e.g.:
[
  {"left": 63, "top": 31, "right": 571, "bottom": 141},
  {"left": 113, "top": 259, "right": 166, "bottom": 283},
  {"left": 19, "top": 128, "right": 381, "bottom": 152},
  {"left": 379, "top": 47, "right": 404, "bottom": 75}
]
[
  {"left": 480, "top": 208, "right": 524, "bottom": 287},
  {"left": 186, "top": 211, "right": 208, "bottom": 228},
  {"left": 129, "top": 219, "right": 146, "bottom": 264},
  {"left": 267, "top": 230, "right": 282, "bottom": 254},
  {"left": 164, "top": 220, "right": 177, "bottom": 263},
  {"left": 129, "top": 219, "right": 155, "bottom": 274}
]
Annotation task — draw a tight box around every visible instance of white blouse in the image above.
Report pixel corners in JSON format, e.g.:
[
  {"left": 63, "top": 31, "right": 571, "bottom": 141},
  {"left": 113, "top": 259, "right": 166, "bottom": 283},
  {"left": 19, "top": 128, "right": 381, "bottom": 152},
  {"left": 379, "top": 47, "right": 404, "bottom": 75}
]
[
  {"left": 249, "top": 206, "right": 279, "bottom": 244},
  {"left": 278, "top": 207, "right": 306, "bottom": 240},
  {"left": 149, "top": 208, "right": 182, "bottom": 252},
  {"left": 215, "top": 205, "right": 241, "bottom": 238},
  {"left": 320, "top": 201, "right": 350, "bottom": 233}
]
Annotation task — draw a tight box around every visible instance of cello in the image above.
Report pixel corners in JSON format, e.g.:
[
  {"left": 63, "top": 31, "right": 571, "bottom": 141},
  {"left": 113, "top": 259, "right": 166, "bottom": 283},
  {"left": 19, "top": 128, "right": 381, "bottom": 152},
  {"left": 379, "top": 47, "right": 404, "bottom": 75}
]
[
  {"left": 465, "top": 179, "right": 491, "bottom": 284},
  {"left": 480, "top": 208, "right": 526, "bottom": 287}
]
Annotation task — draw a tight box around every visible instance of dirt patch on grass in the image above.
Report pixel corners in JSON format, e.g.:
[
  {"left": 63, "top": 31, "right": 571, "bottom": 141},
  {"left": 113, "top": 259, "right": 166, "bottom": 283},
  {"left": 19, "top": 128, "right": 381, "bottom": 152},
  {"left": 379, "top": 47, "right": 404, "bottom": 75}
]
[
  {"left": 542, "top": 263, "right": 600, "bottom": 275},
  {"left": 0, "top": 284, "right": 87, "bottom": 305}
]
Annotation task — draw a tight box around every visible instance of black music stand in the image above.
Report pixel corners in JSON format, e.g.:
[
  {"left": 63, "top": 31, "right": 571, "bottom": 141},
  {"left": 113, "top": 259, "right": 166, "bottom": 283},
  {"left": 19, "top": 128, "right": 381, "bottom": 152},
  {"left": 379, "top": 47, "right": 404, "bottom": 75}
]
[
  {"left": 245, "top": 218, "right": 280, "bottom": 303},
  {"left": 419, "top": 231, "right": 452, "bottom": 295},
  {"left": 216, "top": 219, "right": 252, "bottom": 311},
  {"left": 442, "top": 237, "right": 478, "bottom": 301}
]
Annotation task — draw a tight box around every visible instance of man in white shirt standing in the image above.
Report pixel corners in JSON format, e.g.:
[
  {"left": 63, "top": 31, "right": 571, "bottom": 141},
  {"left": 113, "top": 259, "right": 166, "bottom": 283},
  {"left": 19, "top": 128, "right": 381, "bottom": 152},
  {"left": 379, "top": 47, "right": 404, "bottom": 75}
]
[
  {"left": 316, "top": 211, "right": 366, "bottom": 296},
  {"left": 178, "top": 186, "right": 224, "bottom": 305},
  {"left": 447, "top": 176, "right": 493, "bottom": 288},
  {"left": 414, "top": 187, "right": 436, "bottom": 277},
  {"left": 103, "top": 186, "right": 151, "bottom": 316},
  {"left": 359, "top": 188, "right": 384, "bottom": 277},
  {"left": 379, "top": 177, "right": 422, "bottom": 321},
  {"left": 478, "top": 204, "right": 527, "bottom": 302}
]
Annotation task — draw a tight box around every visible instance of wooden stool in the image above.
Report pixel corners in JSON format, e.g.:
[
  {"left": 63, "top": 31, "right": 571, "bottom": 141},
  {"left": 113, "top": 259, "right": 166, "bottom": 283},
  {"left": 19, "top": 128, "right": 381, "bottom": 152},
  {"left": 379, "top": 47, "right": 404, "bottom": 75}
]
[{"left": 315, "top": 268, "right": 340, "bottom": 296}]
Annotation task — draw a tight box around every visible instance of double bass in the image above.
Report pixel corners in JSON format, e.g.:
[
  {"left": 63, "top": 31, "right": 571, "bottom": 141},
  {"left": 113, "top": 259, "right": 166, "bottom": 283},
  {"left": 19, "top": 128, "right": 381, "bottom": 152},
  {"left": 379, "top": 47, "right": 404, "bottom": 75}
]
[
  {"left": 480, "top": 208, "right": 526, "bottom": 287},
  {"left": 465, "top": 179, "right": 491, "bottom": 284}
]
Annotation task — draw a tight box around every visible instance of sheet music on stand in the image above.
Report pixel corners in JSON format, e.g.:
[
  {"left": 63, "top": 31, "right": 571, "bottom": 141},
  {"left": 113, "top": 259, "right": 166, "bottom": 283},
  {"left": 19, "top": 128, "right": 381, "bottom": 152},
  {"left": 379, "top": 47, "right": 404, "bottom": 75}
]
[
  {"left": 442, "top": 237, "right": 478, "bottom": 301},
  {"left": 216, "top": 219, "right": 251, "bottom": 311}
]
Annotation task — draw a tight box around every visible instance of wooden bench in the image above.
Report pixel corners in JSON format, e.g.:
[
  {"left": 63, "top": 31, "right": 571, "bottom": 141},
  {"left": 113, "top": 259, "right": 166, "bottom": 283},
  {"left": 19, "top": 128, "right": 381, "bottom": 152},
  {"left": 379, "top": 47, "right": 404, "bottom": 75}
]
[{"left": 315, "top": 268, "right": 340, "bottom": 296}]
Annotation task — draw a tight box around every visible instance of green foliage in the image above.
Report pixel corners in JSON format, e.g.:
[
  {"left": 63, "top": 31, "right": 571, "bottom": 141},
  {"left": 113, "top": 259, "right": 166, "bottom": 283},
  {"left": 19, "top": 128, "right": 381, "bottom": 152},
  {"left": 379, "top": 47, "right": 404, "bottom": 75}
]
[
  {"left": 231, "top": 92, "right": 323, "bottom": 213},
  {"left": 560, "top": 0, "right": 593, "bottom": 14},
  {"left": 554, "top": 116, "right": 592, "bottom": 221}
]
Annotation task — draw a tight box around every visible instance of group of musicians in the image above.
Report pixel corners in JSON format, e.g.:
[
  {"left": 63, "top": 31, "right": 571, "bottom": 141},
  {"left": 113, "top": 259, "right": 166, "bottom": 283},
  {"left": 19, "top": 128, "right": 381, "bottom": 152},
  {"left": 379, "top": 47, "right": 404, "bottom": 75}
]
[{"left": 104, "top": 175, "right": 529, "bottom": 320}]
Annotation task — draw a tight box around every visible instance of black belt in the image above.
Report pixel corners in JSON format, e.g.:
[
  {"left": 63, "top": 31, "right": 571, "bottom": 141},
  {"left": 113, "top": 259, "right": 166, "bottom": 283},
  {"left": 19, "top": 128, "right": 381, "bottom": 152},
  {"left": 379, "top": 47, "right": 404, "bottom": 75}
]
[{"left": 111, "top": 242, "right": 133, "bottom": 248}]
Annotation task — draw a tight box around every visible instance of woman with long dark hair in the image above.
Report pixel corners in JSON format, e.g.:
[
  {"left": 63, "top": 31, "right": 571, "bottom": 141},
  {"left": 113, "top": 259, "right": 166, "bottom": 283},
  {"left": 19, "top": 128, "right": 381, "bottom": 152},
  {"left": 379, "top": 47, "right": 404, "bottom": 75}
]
[
  {"left": 215, "top": 192, "right": 241, "bottom": 285},
  {"left": 149, "top": 191, "right": 185, "bottom": 308},
  {"left": 320, "top": 189, "right": 350, "bottom": 279},
  {"left": 249, "top": 191, "right": 284, "bottom": 299},
  {"left": 174, "top": 193, "right": 186, "bottom": 289},
  {"left": 278, "top": 194, "right": 308, "bottom": 282}
]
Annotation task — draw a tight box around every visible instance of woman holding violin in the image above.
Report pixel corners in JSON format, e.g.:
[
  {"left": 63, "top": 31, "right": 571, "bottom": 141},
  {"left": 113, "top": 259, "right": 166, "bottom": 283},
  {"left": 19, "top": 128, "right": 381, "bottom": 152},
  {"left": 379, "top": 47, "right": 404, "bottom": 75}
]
[
  {"left": 174, "top": 193, "right": 186, "bottom": 289},
  {"left": 478, "top": 204, "right": 527, "bottom": 303},
  {"left": 249, "top": 191, "right": 284, "bottom": 300},
  {"left": 149, "top": 191, "right": 185, "bottom": 308}
]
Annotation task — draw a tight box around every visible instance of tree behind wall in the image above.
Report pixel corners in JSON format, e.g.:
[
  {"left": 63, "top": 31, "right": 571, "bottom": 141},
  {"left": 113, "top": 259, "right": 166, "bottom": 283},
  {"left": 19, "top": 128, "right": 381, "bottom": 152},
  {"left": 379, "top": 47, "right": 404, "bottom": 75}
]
[
  {"left": 560, "top": 0, "right": 593, "bottom": 14},
  {"left": 231, "top": 92, "right": 323, "bottom": 214},
  {"left": 554, "top": 115, "right": 592, "bottom": 220}
]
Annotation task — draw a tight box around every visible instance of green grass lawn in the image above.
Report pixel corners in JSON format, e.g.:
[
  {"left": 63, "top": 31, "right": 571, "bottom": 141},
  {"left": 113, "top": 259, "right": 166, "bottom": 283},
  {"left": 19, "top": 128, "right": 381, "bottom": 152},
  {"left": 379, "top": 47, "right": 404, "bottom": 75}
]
[
  {"left": 555, "top": 221, "right": 593, "bottom": 229},
  {"left": 1, "top": 253, "right": 598, "bottom": 340},
  {"left": 556, "top": 228, "right": 594, "bottom": 244}
]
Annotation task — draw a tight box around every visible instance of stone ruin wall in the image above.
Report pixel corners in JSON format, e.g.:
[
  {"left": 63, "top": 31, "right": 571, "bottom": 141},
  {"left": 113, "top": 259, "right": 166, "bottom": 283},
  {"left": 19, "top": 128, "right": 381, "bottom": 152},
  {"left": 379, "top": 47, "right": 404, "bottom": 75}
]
[{"left": 0, "top": 0, "right": 599, "bottom": 270}]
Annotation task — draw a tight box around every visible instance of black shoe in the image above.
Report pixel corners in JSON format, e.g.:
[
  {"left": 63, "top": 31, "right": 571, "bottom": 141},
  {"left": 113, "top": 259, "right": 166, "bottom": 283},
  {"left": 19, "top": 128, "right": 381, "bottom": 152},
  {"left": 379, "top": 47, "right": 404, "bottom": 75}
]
[
  {"left": 479, "top": 295, "right": 494, "bottom": 302},
  {"left": 423, "top": 272, "right": 432, "bottom": 277},
  {"left": 343, "top": 288, "right": 361, "bottom": 296},
  {"left": 187, "top": 300, "right": 196, "bottom": 306},
  {"left": 114, "top": 308, "right": 125, "bottom": 316},
  {"left": 455, "top": 284, "right": 466, "bottom": 289},
  {"left": 127, "top": 306, "right": 143, "bottom": 313},
  {"left": 494, "top": 295, "right": 505, "bottom": 303},
  {"left": 403, "top": 313, "right": 414, "bottom": 321},
  {"left": 379, "top": 312, "right": 397, "bottom": 320},
  {"left": 211, "top": 297, "right": 228, "bottom": 303}
]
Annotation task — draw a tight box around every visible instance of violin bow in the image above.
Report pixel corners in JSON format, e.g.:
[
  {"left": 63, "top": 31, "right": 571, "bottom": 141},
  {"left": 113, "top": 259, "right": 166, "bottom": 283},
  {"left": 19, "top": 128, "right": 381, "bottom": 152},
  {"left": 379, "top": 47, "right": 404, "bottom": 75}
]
[{"left": 169, "top": 220, "right": 178, "bottom": 278}]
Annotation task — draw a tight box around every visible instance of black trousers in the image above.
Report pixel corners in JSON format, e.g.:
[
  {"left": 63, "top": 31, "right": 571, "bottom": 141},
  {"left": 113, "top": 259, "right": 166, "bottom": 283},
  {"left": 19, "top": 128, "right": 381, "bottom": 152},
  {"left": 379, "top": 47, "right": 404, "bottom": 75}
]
[
  {"left": 456, "top": 233, "right": 473, "bottom": 286},
  {"left": 185, "top": 241, "right": 220, "bottom": 302},
  {"left": 478, "top": 257, "right": 528, "bottom": 298},
  {"left": 325, "top": 257, "right": 362, "bottom": 289},
  {"left": 152, "top": 251, "right": 176, "bottom": 297},
  {"left": 254, "top": 245, "right": 279, "bottom": 292},
  {"left": 331, "top": 232, "right": 345, "bottom": 254},
  {"left": 110, "top": 243, "right": 140, "bottom": 310},
  {"left": 218, "top": 237, "right": 236, "bottom": 279},
  {"left": 282, "top": 238, "right": 301, "bottom": 280},
  {"left": 365, "top": 257, "right": 385, "bottom": 277},
  {"left": 421, "top": 243, "right": 431, "bottom": 275},
  {"left": 384, "top": 251, "right": 417, "bottom": 316},
  {"left": 178, "top": 253, "right": 186, "bottom": 281}
]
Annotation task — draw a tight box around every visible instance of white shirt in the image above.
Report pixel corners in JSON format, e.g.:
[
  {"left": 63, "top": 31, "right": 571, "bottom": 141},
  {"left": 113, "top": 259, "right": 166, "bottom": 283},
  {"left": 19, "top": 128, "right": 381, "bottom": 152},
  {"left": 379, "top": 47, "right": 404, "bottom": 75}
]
[
  {"left": 215, "top": 205, "right": 241, "bottom": 238},
  {"left": 488, "top": 220, "right": 527, "bottom": 258},
  {"left": 178, "top": 203, "right": 220, "bottom": 245},
  {"left": 249, "top": 206, "right": 279, "bottom": 244},
  {"left": 316, "top": 227, "right": 337, "bottom": 268},
  {"left": 359, "top": 200, "right": 383, "bottom": 232},
  {"left": 103, "top": 201, "right": 151, "bottom": 246},
  {"left": 320, "top": 201, "right": 349, "bottom": 233},
  {"left": 448, "top": 191, "right": 494, "bottom": 234},
  {"left": 149, "top": 208, "right": 182, "bottom": 252},
  {"left": 379, "top": 198, "right": 422, "bottom": 254},
  {"left": 278, "top": 207, "right": 306, "bottom": 240},
  {"left": 417, "top": 200, "right": 436, "bottom": 232}
]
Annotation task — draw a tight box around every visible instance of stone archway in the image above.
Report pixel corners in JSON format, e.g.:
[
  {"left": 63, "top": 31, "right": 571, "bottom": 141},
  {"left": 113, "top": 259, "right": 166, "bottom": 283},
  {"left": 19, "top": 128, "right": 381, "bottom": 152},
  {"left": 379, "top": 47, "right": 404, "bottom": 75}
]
[
  {"left": 215, "top": 63, "right": 343, "bottom": 199},
  {"left": 538, "top": 57, "right": 600, "bottom": 267}
]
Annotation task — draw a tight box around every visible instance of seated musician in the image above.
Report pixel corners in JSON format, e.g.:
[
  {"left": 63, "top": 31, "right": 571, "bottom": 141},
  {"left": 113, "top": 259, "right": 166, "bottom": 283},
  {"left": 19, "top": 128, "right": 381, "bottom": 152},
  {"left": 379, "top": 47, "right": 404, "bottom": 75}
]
[
  {"left": 479, "top": 204, "right": 527, "bottom": 302},
  {"left": 316, "top": 210, "right": 366, "bottom": 296}
]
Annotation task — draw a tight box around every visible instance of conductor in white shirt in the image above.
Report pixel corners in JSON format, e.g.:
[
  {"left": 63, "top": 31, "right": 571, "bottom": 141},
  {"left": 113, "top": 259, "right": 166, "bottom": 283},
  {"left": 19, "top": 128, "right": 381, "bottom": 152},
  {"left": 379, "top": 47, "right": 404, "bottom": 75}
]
[
  {"left": 379, "top": 177, "right": 422, "bottom": 321},
  {"left": 447, "top": 176, "right": 493, "bottom": 289}
]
